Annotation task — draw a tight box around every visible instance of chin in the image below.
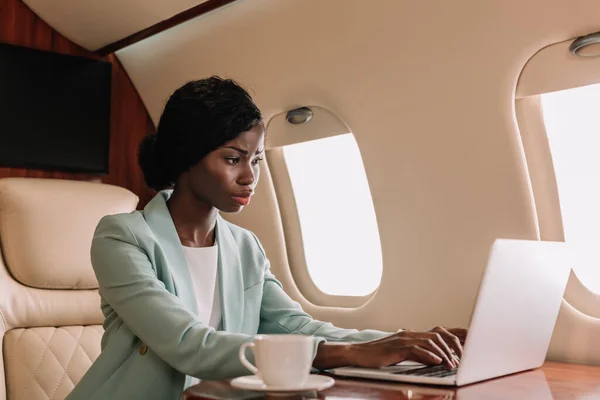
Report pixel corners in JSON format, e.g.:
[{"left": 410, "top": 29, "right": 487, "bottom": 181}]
[{"left": 219, "top": 204, "right": 245, "bottom": 214}]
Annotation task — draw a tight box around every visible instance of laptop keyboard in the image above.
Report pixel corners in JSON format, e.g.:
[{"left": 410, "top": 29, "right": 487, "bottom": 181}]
[{"left": 393, "top": 364, "right": 458, "bottom": 378}]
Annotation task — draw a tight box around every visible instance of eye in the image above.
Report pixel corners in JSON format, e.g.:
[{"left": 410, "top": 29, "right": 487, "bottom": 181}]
[
  {"left": 225, "top": 157, "right": 240, "bottom": 165},
  {"left": 252, "top": 157, "right": 264, "bottom": 165}
]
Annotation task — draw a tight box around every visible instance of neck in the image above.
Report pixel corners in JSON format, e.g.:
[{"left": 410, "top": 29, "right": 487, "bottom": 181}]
[{"left": 167, "top": 186, "right": 218, "bottom": 247}]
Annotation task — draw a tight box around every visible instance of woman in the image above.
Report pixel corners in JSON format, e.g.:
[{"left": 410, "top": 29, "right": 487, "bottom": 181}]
[{"left": 67, "top": 77, "right": 467, "bottom": 400}]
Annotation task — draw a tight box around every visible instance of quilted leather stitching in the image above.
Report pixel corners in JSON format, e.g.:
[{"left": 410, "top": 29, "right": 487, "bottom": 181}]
[
  {"left": 8, "top": 352, "right": 50, "bottom": 400},
  {"left": 20, "top": 329, "right": 52, "bottom": 399},
  {"left": 48, "top": 328, "right": 83, "bottom": 399},
  {"left": 6, "top": 334, "right": 43, "bottom": 400},
  {"left": 5, "top": 326, "right": 103, "bottom": 400},
  {"left": 7, "top": 329, "right": 24, "bottom": 372},
  {"left": 0, "top": 305, "right": 8, "bottom": 331},
  {"left": 12, "top": 330, "right": 66, "bottom": 400},
  {"left": 62, "top": 326, "right": 101, "bottom": 364},
  {"left": 5, "top": 329, "right": 25, "bottom": 399}
]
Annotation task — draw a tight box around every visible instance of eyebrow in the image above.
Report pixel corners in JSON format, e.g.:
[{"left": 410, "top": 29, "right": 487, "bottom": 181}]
[{"left": 224, "top": 146, "right": 264, "bottom": 156}]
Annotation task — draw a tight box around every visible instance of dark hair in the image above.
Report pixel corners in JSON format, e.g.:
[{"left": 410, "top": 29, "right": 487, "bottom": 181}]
[{"left": 138, "top": 76, "right": 263, "bottom": 191}]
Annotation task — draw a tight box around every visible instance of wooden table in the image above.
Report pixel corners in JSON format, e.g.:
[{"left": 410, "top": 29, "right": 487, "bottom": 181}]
[{"left": 183, "top": 361, "right": 600, "bottom": 399}]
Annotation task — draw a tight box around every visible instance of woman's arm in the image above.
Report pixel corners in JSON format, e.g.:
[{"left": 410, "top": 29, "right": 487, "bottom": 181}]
[
  {"left": 251, "top": 232, "right": 390, "bottom": 342},
  {"left": 251, "top": 234, "right": 465, "bottom": 370},
  {"left": 313, "top": 329, "right": 464, "bottom": 370},
  {"left": 258, "top": 262, "right": 392, "bottom": 342},
  {"left": 260, "top": 269, "right": 463, "bottom": 370}
]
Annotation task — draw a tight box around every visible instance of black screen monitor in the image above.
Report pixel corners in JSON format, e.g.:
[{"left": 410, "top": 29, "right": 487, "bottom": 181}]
[{"left": 0, "top": 43, "right": 112, "bottom": 174}]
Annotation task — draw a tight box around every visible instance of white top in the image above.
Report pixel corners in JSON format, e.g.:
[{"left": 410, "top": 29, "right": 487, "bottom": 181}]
[
  {"left": 182, "top": 244, "right": 222, "bottom": 329},
  {"left": 182, "top": 244, "right": 221, "bottom": 386}
]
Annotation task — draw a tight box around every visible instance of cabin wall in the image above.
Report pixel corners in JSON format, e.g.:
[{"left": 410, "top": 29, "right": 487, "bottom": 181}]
[{"left": 0, "top": 0, "right": 156, "bottom": 208}]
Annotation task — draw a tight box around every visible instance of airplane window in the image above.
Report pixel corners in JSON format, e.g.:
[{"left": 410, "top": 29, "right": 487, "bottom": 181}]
[
  {"left": 282, "top": 133, "right": 383, "bottom": 296},
  {"left": 541, "top": 83, "right": 600, "bottom": 294}
]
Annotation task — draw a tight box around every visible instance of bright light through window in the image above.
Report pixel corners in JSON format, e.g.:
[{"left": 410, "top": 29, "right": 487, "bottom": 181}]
[
  {"left": 282, "top": 134, "right": 382, "bottom": 296},
  {"left": 541, "top": 83, "right": 600, "bottom": 293}
]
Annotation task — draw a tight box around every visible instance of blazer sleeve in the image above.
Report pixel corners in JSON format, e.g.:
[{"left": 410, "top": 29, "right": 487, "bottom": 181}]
[
  {"left": 92, "top": 216, "right": 254, "bottom": 380},
  {"left": 253, "top": 234, "right": 392, "bottom": 343}
]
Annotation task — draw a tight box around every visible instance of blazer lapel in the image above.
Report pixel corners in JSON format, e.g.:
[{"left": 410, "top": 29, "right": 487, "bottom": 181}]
[
  {"left": 215, "top": 215, "right": 244, "bottom": 332},
  {"left": 143, "top": 190, "right": 198, "bottom": 315}
]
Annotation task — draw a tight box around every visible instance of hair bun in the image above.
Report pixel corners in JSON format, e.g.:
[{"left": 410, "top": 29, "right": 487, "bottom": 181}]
[{"left": 137, "top": 134, "right": 173, "bottom": 191}]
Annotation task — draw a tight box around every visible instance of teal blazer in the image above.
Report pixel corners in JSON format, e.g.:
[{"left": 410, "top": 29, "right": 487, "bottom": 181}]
[{"left": 67, "top": 190, "right": 390, "bottom": 400}]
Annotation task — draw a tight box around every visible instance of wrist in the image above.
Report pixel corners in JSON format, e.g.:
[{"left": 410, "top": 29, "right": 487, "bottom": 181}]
[
  {"left": 344, "top": 342, "right": 362, "bottom": 366},
  {"left": 313, "top": 342, "right": 358, "bottom": 370}
]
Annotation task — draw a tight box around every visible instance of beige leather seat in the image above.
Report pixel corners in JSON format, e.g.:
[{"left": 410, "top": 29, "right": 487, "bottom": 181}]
[{"left": 0, "top": 178, "right": 138, "bottom": 400}]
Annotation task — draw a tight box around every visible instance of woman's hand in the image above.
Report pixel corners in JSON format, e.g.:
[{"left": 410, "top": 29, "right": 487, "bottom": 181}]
[
  {"left": 428, "top": 325, "right": 467, "bottom": 354},
  {"left": 444, "top": 327, "right": 468, "bottom": 345},
  {"left": 352, "top": 327, "right": 464, "bottom": 369},
  {"left": 313, "top": 326, "right": 467, "bottom": 371}
]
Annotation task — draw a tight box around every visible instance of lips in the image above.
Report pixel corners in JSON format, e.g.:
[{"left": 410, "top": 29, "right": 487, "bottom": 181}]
[{"left": 231, "top": 192, "right": 253, "bottom": 206}]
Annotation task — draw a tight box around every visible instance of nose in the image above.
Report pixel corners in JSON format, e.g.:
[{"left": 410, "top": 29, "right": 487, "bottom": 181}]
[{"left": 237, "top": 163, "right": 255, "bottom": 187}]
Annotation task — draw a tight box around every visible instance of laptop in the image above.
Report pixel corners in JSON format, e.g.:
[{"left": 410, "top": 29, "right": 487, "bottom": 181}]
[{"left": 329, "top": 239, "right": 572, "bottom": 387}]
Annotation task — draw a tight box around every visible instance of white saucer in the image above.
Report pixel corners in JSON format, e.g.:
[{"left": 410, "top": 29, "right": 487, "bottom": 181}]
[{"left": 230, "top": 374, "right": 334, "bottom": 394}]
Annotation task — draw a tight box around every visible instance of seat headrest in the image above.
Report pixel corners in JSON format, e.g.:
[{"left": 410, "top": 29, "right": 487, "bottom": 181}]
[{"left": 0, "top": 178, "right": 138, "bottom": 289}]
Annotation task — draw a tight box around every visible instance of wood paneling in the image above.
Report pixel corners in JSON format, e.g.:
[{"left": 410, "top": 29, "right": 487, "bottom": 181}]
[
  {"left": 0, "top": 0, "right": 156, "bottom": 208},
  {"left": 95, "top": 0, "right": 238, "bottom": 56}
]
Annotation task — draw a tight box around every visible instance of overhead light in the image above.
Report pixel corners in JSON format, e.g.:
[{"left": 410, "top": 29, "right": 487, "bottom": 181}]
[
  {"left": 286, "top": 107, "right": 313, "bottom": 124},
  {"left": 569, "top": 32, "right": 600, "bottom": 57}
]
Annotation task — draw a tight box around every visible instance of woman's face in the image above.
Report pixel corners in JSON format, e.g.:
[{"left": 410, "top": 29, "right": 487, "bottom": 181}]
[{"left": 186, "top": 122, "right": 265, "bottom": 213}]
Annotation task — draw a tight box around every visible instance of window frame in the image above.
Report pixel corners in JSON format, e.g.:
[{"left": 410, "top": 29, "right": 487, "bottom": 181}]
[
  {"left": 265, "top": 106, "right": 382, "bottom": 308},
  {"left": 267, "top": 147, "right": 377, "bottom": 308},
  {"left": 515, "top": 95, "right": 600, "bottom": 318}
]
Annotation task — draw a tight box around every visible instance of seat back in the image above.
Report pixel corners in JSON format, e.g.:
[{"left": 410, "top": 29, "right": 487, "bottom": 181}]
[{"left": 0, "top": 178, "right": 138, "bottom": 400}]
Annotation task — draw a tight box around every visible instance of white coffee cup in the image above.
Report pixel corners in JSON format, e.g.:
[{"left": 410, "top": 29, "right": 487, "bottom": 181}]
[{"left": 239, "top": 334, "right": 314, "bottom": 388}]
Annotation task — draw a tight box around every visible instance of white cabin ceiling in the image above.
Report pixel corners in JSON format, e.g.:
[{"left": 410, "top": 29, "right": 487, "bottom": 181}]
[{"left": 21, "top": 0, "right": 212, "bottom": 51}]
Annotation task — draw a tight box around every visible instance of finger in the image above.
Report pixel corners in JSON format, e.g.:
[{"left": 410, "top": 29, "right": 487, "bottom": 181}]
[
  {"left": 407, "top": 345, "right": 443, "bottom": 366},
  {"left": 427, "top": 332, "right": 457, "bottom": 367},
  {"left": 398, "top": 330, "right": 456, "bottom": 367},
  {"left": 449, "top": 328, "right": 468, "bottom": 344},
  {"left": 433, "top": 326, "right": 463, "bottom": 359},
  {"left": 414, "top": 339, "right": 454, "bottom": 369}
]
